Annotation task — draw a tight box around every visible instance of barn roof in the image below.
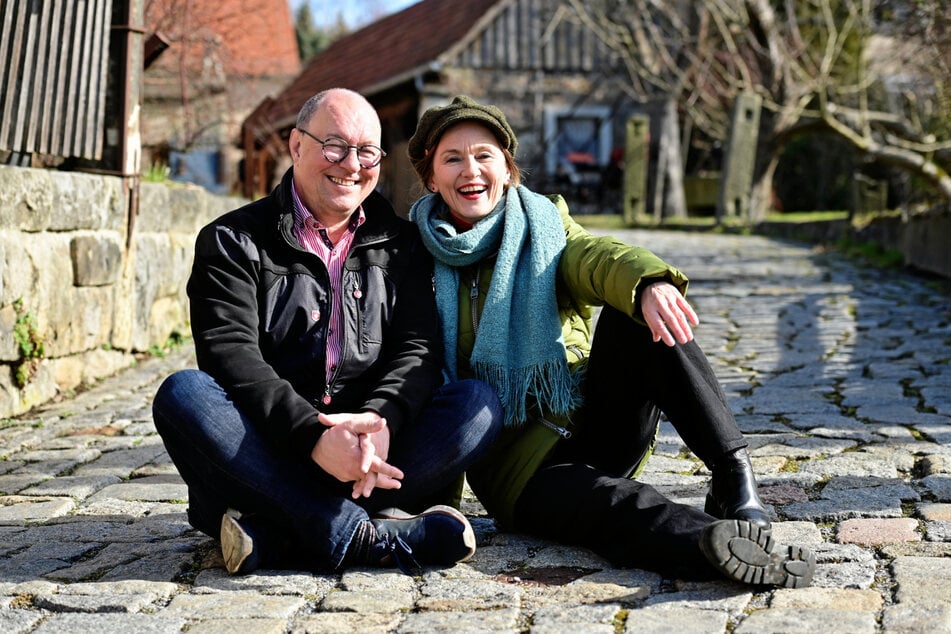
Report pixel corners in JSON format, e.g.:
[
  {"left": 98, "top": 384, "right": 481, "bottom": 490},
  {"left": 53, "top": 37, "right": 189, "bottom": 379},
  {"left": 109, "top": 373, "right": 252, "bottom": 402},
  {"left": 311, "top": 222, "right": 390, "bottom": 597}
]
[{"left": 249, "top": 0, "right": 505, "bottom": 132}]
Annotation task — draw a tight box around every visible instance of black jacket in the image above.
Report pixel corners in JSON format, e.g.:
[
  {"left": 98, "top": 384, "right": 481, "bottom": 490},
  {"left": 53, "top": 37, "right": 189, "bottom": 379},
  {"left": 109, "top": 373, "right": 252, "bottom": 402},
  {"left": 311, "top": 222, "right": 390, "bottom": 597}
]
[{"left": 187, "top": 168, "right": 443, "bottom": 457}]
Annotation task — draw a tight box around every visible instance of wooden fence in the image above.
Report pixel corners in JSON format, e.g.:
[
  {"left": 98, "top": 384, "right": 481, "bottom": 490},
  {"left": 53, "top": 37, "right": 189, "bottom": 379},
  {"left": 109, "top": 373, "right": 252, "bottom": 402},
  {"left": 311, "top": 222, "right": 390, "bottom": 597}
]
[{"left": 0, "top": 0, "right": 113, "bottom": 162}]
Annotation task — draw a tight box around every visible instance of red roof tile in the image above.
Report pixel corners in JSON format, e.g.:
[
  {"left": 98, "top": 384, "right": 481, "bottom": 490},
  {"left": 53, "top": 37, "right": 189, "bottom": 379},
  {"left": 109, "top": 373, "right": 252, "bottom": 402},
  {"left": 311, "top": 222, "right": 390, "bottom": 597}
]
[{"left": 146, "top": 0, "right": 300, "bottom": 78}]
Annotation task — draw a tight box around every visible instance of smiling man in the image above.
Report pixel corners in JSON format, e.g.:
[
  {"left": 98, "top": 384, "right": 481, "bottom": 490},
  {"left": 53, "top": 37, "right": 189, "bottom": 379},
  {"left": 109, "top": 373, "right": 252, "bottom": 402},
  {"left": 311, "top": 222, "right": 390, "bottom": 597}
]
[{"left": 151, "top": 88, "right": 503, "bottom": 577}]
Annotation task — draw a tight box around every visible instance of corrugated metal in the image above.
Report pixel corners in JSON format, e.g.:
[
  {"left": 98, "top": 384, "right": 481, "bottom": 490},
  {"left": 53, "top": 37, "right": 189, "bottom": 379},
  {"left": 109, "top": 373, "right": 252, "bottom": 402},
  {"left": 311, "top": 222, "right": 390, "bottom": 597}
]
[
  {"left": 455, "top": 0, "right": 614, "bottom": 71},
  {"left": 0, "top": 0, "right": 114, "bottom": 160}
]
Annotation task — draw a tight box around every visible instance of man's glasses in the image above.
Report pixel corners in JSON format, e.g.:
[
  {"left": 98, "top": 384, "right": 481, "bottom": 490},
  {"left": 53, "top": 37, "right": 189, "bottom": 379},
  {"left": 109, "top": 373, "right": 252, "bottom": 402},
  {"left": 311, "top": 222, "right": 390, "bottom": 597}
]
[{"left": 297, "top": 128, "right": 386, "bottom": 169}]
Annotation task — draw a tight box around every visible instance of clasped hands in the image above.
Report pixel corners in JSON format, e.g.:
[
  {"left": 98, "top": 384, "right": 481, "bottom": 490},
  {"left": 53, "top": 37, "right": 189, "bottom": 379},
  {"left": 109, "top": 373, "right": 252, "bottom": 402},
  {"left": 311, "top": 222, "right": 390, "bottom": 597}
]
[{"left": 310, "top": 411, "right": 402, "bottom": 500}]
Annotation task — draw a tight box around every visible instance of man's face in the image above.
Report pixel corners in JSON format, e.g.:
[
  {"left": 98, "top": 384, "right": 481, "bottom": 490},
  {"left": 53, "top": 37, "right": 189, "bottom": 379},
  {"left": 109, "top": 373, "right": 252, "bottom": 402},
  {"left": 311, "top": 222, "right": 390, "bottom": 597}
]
[{"left": 289, "top": 92, "right": 382, "bottom": 223}]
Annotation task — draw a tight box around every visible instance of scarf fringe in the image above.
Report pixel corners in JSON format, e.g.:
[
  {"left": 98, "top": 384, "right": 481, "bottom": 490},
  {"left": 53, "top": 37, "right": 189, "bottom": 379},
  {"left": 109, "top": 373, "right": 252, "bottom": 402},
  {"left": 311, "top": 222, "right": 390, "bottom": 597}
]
[{"left": 472, "top": 359, "right": 580, "bottom": 427}]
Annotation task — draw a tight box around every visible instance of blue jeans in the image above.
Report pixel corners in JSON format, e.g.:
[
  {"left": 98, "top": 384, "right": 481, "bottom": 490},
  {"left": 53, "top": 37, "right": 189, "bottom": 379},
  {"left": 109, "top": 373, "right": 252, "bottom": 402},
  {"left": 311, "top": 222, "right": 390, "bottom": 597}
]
[{"left": 152, "top": 369, "right": 502, "bottom": 570}]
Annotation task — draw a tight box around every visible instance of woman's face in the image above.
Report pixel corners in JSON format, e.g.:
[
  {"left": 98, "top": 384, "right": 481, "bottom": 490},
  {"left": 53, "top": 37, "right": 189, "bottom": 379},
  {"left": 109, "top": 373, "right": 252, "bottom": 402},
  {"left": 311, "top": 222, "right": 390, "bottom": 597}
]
[{"left": 429, "top": 121, "right": 511, "bottom": 225}]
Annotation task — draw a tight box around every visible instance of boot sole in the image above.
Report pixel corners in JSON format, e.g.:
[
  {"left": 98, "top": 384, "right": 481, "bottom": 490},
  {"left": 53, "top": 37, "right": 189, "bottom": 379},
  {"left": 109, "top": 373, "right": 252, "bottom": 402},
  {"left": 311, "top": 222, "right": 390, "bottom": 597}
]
[
  {"left": 220, "top": 513, "right": 255, "bottom": 575},
  {"left": 374, "top": 504, "right": 476, "bottom": 563},
  {"left": 700, "top": 519, "right": 815, "bottom": 588}
]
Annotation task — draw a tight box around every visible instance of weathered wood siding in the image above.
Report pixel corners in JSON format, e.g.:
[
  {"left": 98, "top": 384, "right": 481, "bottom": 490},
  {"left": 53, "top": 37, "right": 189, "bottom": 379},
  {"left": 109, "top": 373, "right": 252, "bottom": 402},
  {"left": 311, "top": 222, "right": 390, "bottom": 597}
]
[
  {"left": 452, "top": 0, "right": 615, "bottom": 71},
  {"left": 0, "top": 0, "right": 113, "bottom": 161}
]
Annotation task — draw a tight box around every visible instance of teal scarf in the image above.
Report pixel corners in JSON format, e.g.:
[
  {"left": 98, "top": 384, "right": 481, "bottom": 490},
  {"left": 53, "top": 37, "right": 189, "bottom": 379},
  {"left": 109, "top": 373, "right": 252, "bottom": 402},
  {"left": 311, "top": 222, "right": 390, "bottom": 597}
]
[{"left": 410, "top": 185, "right": 578, "bottom": 426}]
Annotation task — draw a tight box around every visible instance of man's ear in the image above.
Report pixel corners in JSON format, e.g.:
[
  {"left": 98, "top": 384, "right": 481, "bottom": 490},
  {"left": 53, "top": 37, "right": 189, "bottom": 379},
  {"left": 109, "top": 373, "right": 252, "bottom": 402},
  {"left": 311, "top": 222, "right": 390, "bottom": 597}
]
[{"left": 289, "top": 129, "right": 302, "bottom": 160}]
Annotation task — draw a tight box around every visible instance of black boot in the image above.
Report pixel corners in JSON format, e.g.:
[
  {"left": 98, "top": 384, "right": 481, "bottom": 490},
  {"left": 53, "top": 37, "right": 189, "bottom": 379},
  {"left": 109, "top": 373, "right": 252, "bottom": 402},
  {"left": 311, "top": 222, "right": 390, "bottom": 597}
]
[
  {"left": 699, "top": 519, "right": 815, "bottom": 588},
  {"left": 705, "top": 448, "right": 771, "bottom": 528}
]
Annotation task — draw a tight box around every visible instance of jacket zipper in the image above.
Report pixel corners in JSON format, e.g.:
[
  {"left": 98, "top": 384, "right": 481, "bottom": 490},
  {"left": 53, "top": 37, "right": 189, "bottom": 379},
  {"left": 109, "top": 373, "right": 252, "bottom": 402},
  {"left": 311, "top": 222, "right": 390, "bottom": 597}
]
[
  {"left": 325, "top": 274, "right": 367, "bottom": 405},
  {"left": 321, "top": 289, "right": 340, "bottom": 406},
  {"left": 469, "top": 267, "right": 481, "bottom": 332},
  {"left": 539, "top": 415, "right": 572, "bottom": 439},
  {"left": 285, "top": 212, "right": 380, "bottom": 409}
]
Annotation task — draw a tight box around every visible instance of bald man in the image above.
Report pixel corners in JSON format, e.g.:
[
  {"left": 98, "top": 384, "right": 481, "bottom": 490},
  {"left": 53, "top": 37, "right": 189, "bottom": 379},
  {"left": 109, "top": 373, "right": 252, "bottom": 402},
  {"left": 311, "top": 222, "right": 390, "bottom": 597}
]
[{"left": 153, "top": 89, "right": 502, "bottom": 576}]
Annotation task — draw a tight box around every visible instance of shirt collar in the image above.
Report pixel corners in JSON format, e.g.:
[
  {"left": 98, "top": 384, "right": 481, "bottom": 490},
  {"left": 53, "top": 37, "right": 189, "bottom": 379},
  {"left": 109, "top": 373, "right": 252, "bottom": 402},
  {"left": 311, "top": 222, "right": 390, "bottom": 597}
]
[{"left": 291, "top": 177, "right": 366, "bottom": 236}]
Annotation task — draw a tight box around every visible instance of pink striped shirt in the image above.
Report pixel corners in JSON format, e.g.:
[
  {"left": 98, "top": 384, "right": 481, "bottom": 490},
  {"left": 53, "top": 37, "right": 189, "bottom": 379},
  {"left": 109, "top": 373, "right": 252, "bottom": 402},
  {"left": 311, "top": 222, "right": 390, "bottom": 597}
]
[{"left": 291, "top": 181, "right": 365, "bottom": 403}]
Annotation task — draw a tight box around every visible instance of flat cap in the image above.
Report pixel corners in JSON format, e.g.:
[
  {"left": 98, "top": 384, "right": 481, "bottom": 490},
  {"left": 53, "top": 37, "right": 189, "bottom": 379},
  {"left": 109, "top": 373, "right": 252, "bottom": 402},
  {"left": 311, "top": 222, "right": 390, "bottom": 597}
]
[{"left": 407, "top": 95, "right": 518, "bottom": 166}]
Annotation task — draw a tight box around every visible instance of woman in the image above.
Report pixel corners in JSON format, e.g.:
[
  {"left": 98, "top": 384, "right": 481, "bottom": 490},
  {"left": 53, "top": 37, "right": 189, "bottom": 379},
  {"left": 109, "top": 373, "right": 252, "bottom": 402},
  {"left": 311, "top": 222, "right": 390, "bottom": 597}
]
[{"left": 406, "top": 95, "right": 816, "bottom": 587}]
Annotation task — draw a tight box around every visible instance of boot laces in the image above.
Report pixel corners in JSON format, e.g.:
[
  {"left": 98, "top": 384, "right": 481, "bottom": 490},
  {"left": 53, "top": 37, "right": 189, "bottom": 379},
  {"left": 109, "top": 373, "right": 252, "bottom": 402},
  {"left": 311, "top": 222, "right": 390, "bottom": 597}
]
[{"left": 376, "top": 533, "right": 422, "bottom": 576}]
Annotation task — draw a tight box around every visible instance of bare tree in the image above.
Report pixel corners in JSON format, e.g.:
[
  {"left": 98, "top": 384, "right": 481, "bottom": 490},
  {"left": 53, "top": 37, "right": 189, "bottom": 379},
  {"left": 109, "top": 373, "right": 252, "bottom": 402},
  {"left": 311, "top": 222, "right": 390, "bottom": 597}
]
[{"left": 568, "top": 0, "right": 951, "bottom": 219}]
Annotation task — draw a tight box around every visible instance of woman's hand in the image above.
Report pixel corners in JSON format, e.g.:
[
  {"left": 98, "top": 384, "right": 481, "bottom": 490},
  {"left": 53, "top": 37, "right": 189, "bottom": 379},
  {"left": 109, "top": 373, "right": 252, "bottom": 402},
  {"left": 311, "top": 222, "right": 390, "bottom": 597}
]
[{"left": 640, "top": 281, "right": 699, "bottom": 346}]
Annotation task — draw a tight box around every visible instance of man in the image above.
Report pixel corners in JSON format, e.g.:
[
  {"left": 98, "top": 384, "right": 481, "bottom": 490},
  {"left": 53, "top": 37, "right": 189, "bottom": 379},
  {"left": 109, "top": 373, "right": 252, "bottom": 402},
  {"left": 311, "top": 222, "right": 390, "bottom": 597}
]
[{"left": 152, "top": 89, "right": 502, "bottom": 576}]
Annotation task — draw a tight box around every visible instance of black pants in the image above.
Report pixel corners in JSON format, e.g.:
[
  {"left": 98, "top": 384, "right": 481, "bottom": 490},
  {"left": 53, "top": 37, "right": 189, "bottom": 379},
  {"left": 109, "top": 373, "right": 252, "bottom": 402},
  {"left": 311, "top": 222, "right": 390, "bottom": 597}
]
[{"left": 513, "top": 306, "right": 748, "bottom": 577}]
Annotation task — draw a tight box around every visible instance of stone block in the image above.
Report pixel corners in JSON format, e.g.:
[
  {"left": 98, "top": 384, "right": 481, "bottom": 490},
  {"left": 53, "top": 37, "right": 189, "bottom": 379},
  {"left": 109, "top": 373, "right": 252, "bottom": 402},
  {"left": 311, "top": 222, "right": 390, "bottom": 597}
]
[
  {"left": 0, "top": 166, "right": 53, "bottom": 231},
  {"left": 138, "top": 182, "right": 233, "bottom": 234},
  {"left": 735, "top": 608, "right": 877, "bottom": 634},
  {"left": 148, "top": 296, "right": 187, "bottom": 347},
  {"left": 0, "top": 303, "right": 16, "bottom": 361},
  {"left": 167, "top": 186, "right": 209, "bottom": 234},
  {"left": 49, "top": 347, "right": 135, "bottom": 393},
  {"left": 49, "top": 171, "right": 123, "bottom": 232},
  {"left": 0, "top": 365, "right": 21, "bottom": 417},
  {"left": 136, "top": 182, "right": 171, "bottom": 233},
  {"left": 0, "top": 232, "right": 46, "bottom": 306},
  {"left": 837, "top": 517, "right": 920, "bottom": 546},
  {"left": 46, "top": 286, "right": 116, "bottom": 356},
  {"left": 881, "top": 605, "right": 951, "bottom": 633},
  {"left": 70, "top": 233, "right": 124, "bottom": 286},
  {"left": 892, "top": 555, "right": 951, "bottom": 607},
  {"left": 129, "top": 235, "right": 167, "bottom": 351}
]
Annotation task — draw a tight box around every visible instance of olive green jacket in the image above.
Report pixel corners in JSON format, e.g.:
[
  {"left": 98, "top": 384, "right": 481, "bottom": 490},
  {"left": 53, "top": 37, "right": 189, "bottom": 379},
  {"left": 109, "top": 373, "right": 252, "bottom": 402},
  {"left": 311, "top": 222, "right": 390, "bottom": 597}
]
[{"left": 459, "top": 195, "right": 689, "bottom": 528}]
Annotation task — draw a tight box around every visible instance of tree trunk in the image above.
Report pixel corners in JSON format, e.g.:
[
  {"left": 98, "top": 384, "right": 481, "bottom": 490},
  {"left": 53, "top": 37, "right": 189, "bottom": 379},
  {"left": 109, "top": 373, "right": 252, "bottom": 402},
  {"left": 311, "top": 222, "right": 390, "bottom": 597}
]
[
  {"left": 749, "top": 157, "right": 779, "bottom": 221},
  {"left": 653, "top": 99, "right": 687, "bottom": 220}
]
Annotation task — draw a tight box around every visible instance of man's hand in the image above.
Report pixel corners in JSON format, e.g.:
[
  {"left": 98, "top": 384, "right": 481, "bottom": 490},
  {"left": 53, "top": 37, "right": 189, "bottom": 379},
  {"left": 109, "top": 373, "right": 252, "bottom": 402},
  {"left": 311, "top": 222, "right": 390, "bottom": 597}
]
[
  {"left": 640, "top": 281, "right": 700, "bottom": 346},
  {"left": 348, "top": 422, "right": 395, "bottom": 499},
  {"left": 311, "top": 411, "right": 403, "bottom": 497}
]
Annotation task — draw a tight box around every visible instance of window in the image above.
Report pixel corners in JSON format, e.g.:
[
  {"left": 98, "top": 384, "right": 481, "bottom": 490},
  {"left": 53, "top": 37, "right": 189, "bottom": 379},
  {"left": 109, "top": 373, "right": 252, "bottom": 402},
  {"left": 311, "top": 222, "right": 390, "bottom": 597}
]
[{"left": 544, "top": 106, "right": 612, "bottom": 179}]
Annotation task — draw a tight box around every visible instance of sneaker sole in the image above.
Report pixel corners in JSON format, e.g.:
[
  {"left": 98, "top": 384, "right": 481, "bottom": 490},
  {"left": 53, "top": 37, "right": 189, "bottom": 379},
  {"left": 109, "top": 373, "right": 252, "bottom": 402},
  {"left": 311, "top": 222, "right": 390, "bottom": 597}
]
[
  {"left": 220, "top": 514, "right": 254, "bottom": 575},
  {"left": 374, "top": 504, "right": 476, "bottom": 563},
  {"left": 700, "top": 519, "right": 815, "bottom": 588}
]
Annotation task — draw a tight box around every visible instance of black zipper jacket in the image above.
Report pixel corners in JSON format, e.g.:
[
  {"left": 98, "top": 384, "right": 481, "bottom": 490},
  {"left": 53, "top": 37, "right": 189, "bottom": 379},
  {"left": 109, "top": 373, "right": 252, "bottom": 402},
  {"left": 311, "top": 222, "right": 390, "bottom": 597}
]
[{"left": 187, "top": 168, "right": 443, "bottom": 457}]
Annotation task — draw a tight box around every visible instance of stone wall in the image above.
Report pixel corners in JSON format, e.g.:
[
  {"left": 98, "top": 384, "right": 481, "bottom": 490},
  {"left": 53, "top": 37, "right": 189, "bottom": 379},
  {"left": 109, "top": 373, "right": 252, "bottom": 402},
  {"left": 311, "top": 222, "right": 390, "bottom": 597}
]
[{"left": 0, "top": 165, "right": 242, "bottom": 418}]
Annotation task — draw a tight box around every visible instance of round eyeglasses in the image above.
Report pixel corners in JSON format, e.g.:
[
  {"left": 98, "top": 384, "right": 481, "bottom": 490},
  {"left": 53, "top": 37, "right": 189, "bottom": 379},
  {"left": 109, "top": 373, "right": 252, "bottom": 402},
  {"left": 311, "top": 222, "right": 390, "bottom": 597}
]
[{"left": 297, "top": 128, "right": 386, "bottom": 169}]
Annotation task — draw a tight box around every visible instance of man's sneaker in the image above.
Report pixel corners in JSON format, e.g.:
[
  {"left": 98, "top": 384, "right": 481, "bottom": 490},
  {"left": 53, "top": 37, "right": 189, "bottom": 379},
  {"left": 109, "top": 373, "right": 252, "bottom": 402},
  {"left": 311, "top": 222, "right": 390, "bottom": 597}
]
[
  {"left": 699, "top": 519, "right": 815, "bottom": 588},
  {"left": 220, "top": 510, "right": 259, "bottom": 575},
  {"left": 360, "top": 505, "right": 476, "bottom": 575}
]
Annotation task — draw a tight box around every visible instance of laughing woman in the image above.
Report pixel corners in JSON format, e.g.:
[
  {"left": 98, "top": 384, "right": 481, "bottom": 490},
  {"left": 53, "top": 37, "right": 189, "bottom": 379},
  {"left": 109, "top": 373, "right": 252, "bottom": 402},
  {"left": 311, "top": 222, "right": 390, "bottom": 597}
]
[{"left": 406, "top": 96, "right": 816, "bottom": 587}]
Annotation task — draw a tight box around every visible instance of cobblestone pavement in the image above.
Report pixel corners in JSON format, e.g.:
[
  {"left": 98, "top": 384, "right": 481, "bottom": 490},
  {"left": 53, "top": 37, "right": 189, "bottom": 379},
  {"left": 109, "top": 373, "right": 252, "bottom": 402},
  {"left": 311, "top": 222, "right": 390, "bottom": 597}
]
[{"left": 1, "top": 228, "right": 950, "bottom": 633}]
